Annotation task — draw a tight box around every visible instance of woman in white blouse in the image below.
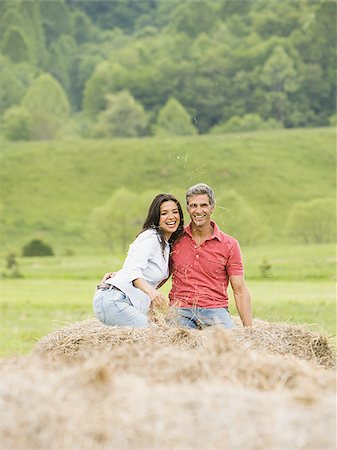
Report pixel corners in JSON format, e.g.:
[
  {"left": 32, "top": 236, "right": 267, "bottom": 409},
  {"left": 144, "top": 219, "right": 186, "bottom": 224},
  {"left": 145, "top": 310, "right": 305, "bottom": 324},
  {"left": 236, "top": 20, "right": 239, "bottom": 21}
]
[{"left": 93, "top": 193, "right": 184, "bottom": 327}]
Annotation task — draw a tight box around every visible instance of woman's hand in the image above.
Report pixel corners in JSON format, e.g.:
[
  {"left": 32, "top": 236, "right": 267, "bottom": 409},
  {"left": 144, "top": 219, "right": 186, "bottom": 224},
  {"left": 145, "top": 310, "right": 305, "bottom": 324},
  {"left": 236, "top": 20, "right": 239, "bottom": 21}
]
[
  {"left": 147, "top": 287, "right": 169, "bottom": 310},
  {"left": 132, "top": 278, "right": 169, "bottom": 310},
  {"left": 101, "top": 272, "right": 116, "bottom": 282}
]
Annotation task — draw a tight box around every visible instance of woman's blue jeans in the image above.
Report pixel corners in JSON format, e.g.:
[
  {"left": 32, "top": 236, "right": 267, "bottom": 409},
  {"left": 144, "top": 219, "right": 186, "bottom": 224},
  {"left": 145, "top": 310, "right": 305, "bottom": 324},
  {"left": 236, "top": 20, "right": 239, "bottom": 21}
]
[
  {"left": 174, "top": 307, "right": 234, "bottom": 329},
  {"left": 93, "top": 287, "right": 149, "bottom": 328}
]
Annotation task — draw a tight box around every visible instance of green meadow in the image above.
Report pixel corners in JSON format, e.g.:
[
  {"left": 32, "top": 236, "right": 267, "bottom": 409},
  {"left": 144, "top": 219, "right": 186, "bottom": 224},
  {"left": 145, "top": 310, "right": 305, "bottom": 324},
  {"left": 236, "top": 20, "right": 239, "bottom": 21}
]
[
  {"left": 0, "top": 242, "right": 335, "bottom": 357},
  {"left": 0, "top": 129, "right": 335, "bottom": 356},
  {"left": 0, "top": 128, "right": 335, "bottom": 254}
]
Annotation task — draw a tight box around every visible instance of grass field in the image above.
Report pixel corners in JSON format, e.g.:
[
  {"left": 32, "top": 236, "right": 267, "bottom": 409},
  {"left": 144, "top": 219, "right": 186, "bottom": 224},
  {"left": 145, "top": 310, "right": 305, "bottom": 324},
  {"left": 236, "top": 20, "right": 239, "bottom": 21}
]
[
  {"left": 0, "top": 242, "right": 335, "bottom": 357},
  {"left": 0, "top": 278, "right": 335, "bottom": 357},
  {"left": 0, "top": 127, "right": 335, "bottom": 255}
]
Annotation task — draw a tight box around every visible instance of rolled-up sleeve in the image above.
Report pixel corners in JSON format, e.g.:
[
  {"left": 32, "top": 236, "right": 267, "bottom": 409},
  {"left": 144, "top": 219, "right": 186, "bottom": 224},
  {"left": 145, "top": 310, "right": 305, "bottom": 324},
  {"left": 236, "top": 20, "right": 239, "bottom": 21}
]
[
  {"left": 125, "top": 232, "right": 158, "bottom": 282},
  {"left": 226, "top": 239, "right": 244, "bottom": 277}
]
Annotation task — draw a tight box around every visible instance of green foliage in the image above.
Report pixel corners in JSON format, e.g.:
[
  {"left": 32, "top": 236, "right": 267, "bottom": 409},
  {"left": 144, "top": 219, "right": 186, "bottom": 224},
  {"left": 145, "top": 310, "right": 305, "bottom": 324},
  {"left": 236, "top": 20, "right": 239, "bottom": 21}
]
[
  {"left": 259, "top": 258, "right": 272, "bottom": 279},
  {"left": 83, "top": 62, "right": 129, "bottom": 117},
  {"left": 286, "top": 198, "right": 336, "bottom": 244},
  {"left": 154, "top": 97, "right": 197, "bottom": 136},
  {"left": 39, "top": 0, "right": 72, "bottom": 46},
  {"left": 2, "top": 105, "right": 32, "bottom": 141},
  {"left": 212, "top": 189, "right": 270, "bottom": 246},
  {"left": 22, "top": 73, "right": 71, "bottom": 140},
  {"left": 261, "top": 46, "right": 300, "bottom": 124},
  {"left": 47, "top": 34, "right": 77, "bottom": 95},
  {"left": 22, "top": 239, "right": 54, "bottom": 257},
  {"left": 90, "top": 188, "right": 145, "bottom": 251},
  {"left": 91, "top": 91, "right": 148, "bottom": 138},
  {"left": 71, "top": 9, "right": 95, "bottom": 44},
  {"left": 210, "top": 114, "right": 282, "bottom": 134},
  {"left": 329, "top": 114, "right": 336, "bottom": 127},
  {"left": 0, "top": 0, "right": 334, "bottom": 136},
  {"left": 1, "top": 252, "right": 23, "bottom": 279},
  {"left": 170, "top": 1, "right": 218, "bottom": 38},
  {"left": 0, "top": 55, "right": 30, "bottom": 116},
  {"left": 1, "top": 26, "right": 32, "bottom": 63}
]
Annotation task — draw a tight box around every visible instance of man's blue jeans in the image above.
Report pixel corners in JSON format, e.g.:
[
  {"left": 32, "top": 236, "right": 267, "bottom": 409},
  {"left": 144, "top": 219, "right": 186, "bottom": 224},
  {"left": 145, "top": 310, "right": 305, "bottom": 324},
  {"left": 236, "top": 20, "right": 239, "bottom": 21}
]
[{"left": 174, "top": 307, "right": 234, "bottom": 329}]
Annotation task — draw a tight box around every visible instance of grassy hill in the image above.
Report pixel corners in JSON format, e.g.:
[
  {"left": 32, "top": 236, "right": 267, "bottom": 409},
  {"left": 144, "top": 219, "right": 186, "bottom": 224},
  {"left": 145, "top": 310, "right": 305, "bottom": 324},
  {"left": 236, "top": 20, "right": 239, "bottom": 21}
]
[{"left": 0, "top": 127, "right": 335, "bottom": 255}]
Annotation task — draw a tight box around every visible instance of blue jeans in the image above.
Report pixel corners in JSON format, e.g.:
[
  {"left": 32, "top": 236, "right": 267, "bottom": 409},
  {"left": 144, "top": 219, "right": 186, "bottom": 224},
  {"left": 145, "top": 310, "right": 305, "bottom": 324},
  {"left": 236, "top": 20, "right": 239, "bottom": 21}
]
[
  {"left": 174, "top": 307, "right": 234, "bottom": 329},
  {"left": 93, "top": 287, "right": 149, "bottom": 328}
]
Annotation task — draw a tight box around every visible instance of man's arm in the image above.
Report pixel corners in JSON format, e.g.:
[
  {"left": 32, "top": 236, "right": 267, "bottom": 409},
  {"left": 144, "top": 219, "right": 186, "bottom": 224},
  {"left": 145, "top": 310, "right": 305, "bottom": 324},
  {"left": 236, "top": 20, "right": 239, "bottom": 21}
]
[{"left": 229, "top": 275, "right": 252, "bottom": 327}]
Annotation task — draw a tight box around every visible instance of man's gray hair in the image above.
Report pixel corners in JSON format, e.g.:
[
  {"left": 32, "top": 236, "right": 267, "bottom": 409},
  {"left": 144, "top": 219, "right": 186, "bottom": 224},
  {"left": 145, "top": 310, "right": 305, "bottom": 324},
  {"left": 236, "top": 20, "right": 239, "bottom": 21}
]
[{"left": 186, "top": 183, "right": 215, "bottom": 206}]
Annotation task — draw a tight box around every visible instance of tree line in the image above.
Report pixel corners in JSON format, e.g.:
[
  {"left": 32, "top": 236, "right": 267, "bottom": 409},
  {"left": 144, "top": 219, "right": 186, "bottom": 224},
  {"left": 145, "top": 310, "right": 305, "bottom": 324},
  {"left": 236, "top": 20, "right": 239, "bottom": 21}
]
[{"left": 0, "top": 0, "right": 335, "bottom": 140}]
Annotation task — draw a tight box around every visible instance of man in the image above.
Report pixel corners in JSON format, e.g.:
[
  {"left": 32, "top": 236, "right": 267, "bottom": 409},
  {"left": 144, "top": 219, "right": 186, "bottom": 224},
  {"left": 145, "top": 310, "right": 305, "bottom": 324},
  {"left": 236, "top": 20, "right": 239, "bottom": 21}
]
[{"left": 169, "top": 183, "right": 252, "bottom": 329}]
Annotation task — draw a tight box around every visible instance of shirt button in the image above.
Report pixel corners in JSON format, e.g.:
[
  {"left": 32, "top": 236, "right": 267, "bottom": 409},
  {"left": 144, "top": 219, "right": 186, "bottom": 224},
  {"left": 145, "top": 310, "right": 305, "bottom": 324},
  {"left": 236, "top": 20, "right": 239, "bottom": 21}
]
[{"left": 196, "top": 255, "right": 199, "bottom": 258}]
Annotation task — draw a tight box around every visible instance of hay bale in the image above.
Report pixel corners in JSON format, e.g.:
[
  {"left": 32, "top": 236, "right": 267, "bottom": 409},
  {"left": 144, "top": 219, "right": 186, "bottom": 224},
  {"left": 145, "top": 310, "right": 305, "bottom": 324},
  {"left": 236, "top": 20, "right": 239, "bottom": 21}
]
[
  {"left": 34, "top": 317, "right": 336, "bottom": 369},
  {"left": 34, "top": 318, "right": 206, "bottom": 359},
  {"left": 231, "top": 318, "right": 336, "bottom": 369},
  {"left": 0, "top": 332, "right": 336, "bottom": 450}
]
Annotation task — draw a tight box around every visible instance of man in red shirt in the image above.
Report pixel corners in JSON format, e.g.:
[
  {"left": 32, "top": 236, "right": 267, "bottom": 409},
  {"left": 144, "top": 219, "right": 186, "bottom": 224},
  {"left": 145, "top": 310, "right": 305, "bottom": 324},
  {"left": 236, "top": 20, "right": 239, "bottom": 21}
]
[{"left": 169, "top": 183, "right": 252, "bottom": 329}]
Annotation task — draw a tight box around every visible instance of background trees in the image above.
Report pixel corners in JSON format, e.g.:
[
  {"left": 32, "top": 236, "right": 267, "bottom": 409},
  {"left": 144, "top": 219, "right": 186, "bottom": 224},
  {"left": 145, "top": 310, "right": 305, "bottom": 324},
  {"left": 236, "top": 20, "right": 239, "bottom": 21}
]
[
  {"left": 21, "top": 73, "right": 71, "bottom": 140},
  {"left": 0, "top": 0, "right": 335, "bottom": 140}
]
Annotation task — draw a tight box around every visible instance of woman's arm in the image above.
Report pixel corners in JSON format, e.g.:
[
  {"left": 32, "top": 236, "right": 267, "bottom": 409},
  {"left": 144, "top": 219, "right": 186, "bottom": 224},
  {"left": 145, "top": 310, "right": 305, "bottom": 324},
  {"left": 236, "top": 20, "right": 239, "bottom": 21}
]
[{"left": 133, "top": 278, "right": 168, "bottom": 309}]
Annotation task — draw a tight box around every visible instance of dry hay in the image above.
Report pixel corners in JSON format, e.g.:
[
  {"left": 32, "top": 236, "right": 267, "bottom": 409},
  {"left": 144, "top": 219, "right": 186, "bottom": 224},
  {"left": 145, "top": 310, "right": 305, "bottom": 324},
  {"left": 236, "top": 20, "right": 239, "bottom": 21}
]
[
  {"left": 35, "top": 317, "right": 336, "bottom": 369},
  {"left": 0, "top": 319, "right": 336, "bottom": 450}
]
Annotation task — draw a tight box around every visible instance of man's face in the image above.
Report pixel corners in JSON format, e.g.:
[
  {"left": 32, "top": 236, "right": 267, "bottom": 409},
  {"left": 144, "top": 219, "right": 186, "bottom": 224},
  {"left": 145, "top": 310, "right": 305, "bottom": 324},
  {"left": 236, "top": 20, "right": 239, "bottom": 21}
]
[{"left": 186, "top": 194, "right": 214, "bottom": 228}]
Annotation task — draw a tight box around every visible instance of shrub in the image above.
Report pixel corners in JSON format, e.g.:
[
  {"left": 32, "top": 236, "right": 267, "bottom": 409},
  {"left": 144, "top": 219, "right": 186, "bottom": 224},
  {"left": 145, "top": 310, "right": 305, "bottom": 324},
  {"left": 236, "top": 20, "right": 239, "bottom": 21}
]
[
  {"left": 212, "top": 189, "right": 270, "bottom": 245},
  {"left": 22, "top": 239, "right": 54, "bottom": 257},
  {"left": 285, "top": 198, "right": 336, "bottom": 244},
  {"left": 210, "top": 114, "right": 282, "bottom": 134},
  {"left": 2, "top": 105, "right": 32, "bottom": 141}
]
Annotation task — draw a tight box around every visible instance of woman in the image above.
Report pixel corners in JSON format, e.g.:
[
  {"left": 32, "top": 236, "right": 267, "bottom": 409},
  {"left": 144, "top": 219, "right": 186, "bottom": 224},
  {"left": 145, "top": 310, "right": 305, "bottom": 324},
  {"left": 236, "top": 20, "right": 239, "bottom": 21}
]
[{"left": 93, "top": 193, "right": 184, "bottom": 327}]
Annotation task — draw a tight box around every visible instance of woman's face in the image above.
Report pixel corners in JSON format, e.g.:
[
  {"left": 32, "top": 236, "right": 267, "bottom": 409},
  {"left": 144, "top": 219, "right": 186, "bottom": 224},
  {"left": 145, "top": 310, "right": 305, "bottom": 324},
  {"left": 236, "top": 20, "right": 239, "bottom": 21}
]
[{"left": 159, "top": 200, "right": 180, "bottom": 239}]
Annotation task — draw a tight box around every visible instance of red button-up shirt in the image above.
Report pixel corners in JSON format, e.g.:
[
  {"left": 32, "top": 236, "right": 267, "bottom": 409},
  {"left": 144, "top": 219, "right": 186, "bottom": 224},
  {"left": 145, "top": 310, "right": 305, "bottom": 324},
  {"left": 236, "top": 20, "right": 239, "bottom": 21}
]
[{"left": 169, "top": 221, "right": 244, "bottom": 308}]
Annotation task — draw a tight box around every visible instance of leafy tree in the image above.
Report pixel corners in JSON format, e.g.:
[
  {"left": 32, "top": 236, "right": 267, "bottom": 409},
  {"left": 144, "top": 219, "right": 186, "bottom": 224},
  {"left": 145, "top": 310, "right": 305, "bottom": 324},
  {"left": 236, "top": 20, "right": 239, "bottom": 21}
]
[
  {"left": 285, "top": 198, "right": 336, "bottom": 244},
  {"left": 91, "top": 90, "right": 148, "bottom": 138},
  {"left": 20, "top": 0, "right": 47, "bottom": 66},
  {"left": 47, "top": 34, "right": 77, "bottom": 96},
  {"left": 83, "top": 61, "right": 129, "bottom": 117},
  {"left": 67, "top": 0, "right": 157, "bottom": 32},
  {"left": 1, "top": 26, "right": 32, "bottom": 63},
  {"left": 22, "top": 73, "right": 71, "bottom": 140},
  {"left": 212, "top": 189, "right": 270, "bottom": 246},
  {"left": 0, "top": 0, "right": 46, "bottom": 66},
  {"left": 169, "top": 1, "right": 218, "bottom": 38},
  {"left": 261, "top": 46, "right": 300, "bottom": 124},
  {"left": 0, "top": 55, "right": 27, "bottom": 116},
  {"left": 91, "top": 188, "right": 142, "bottom": 251},
  {"left": 154, "top": 97, "right": 197, "bottom": 136},
  {"left": 39, "top": 0, "right": 72, "bottom": 46},
  {"left": 71, "top": 9, "right": 95, "bottom": 44},
  {"left": 2, "top": 105, "right": 32, "bottom": 140}
]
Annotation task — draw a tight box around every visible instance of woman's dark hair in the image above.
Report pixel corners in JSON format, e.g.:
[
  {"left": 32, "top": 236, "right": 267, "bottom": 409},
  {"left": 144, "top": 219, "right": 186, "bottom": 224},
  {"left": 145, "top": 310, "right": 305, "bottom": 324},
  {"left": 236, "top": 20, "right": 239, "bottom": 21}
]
[{"left": 142, "top": 193, "right": 184, "bottom": 252}]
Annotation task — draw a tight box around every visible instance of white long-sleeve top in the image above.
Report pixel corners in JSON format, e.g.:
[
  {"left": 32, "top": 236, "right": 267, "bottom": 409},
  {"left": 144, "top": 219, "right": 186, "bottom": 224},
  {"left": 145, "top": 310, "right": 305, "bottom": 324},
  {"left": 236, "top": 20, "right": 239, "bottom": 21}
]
[{"left": 105, "top": 229, "right": 170, "bottom": 314}]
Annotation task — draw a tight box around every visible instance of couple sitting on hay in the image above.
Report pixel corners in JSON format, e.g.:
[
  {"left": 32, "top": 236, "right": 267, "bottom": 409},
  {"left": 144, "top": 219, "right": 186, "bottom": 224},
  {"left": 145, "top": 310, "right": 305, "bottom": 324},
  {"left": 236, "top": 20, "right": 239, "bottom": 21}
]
[{"left": 93, "top": 183, "right": 252, "bottom": 330}]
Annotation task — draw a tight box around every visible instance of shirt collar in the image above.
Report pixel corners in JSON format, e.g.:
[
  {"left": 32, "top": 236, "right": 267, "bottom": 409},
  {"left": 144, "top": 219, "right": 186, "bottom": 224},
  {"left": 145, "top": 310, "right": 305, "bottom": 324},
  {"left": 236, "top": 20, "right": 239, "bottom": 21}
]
[{"left": 185, "top": 221, "right": 222, "bottom": 242}]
